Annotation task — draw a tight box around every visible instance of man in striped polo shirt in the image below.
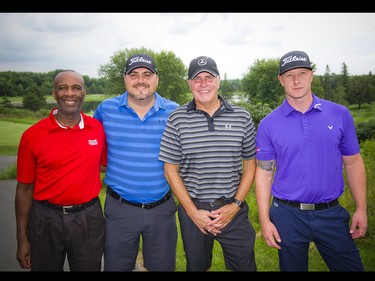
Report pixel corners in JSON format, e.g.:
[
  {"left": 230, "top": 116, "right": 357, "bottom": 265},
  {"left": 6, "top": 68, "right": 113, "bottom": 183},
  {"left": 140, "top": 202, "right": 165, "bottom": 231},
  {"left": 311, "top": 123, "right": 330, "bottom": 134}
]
[
  {"left": 94, "top": 53, "right": 179, "bottom": 271},
  {"left": 159, "top": 56, "right": 257, "bottom": 271}
]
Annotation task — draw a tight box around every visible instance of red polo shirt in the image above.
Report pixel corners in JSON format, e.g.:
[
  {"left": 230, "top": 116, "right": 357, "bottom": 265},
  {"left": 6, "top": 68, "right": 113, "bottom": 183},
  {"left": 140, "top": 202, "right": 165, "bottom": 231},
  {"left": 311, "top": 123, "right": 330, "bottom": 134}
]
[{"left": 17, "top": 108, "right": 107, "bottom": 205}]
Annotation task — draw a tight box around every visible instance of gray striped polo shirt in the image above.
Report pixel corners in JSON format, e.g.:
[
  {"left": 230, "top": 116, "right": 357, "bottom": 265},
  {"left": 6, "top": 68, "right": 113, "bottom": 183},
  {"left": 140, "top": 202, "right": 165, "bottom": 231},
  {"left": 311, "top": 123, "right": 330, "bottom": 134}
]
[{"left": 158, "top": 96, "right": 256, "bottom": 201}]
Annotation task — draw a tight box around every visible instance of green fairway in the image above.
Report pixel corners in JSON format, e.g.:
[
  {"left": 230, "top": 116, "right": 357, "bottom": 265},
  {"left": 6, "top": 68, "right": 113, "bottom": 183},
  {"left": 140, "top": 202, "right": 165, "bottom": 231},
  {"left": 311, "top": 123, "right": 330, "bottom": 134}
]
[
  {"left": 0, "top": 120, "right": 31, "bottom": 155},
  {"left": 349, "top": 103, "right": 375, "bottom": 124}
]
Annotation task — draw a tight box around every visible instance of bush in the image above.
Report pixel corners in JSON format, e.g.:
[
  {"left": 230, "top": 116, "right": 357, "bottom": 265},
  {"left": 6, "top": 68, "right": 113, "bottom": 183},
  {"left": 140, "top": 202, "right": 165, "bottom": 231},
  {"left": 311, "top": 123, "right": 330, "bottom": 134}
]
[
  {"left": 356, "top": 119, "right": 375, "bottom": 143},
  {"left": 235, "top": 101, "right": 273, "bottom": 128},
  {"left": 361, "top": 139, "right": 375, "bottom": 240}
]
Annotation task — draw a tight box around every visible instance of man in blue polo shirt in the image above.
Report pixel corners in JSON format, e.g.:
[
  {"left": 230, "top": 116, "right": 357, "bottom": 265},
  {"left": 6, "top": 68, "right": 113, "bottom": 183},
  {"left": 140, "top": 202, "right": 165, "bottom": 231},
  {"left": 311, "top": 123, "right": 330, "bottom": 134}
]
[
  {"left": 255, "top": 50, "right": 367, "bottom": 271},
  {"left": 94, "top": 53, "right": 179, "bottom": 271}
]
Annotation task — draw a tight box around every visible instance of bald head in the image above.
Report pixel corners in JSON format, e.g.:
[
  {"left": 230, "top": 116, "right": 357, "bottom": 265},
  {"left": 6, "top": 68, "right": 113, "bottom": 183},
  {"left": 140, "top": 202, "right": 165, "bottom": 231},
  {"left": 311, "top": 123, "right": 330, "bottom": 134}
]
[{"left": 53, "top": 70, "right": 85, "bottom": 91}]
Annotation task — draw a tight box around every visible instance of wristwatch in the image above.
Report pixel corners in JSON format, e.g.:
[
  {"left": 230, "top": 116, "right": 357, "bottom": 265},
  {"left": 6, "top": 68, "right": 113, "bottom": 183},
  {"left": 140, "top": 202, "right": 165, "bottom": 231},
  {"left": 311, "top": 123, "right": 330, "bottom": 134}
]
[{"left": 232, "top": 198, "right": 244, "bottom": 208}]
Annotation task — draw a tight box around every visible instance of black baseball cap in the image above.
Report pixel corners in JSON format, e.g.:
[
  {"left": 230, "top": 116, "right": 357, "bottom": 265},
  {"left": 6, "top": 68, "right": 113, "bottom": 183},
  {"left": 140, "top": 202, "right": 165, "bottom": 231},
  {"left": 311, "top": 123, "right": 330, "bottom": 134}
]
[
  {"left": 279, "top": 50, "right": 313, "bottom": 75},
  {"left": 188, "top": 56, "right": 220, "bottom": 80},
  {"left": 124, "top": 54, "right": 158, "bottom": 75}
]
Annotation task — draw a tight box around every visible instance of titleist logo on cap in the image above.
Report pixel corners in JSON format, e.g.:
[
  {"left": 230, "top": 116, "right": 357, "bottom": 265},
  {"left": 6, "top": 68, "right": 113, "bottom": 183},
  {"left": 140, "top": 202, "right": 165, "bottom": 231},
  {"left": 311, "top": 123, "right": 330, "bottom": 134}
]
[
  {"left": 128, "top": 56, "right": 153, "bottom": 66},
  {"left": 279, "top": 50, "right": 312, "bottom": 75},
  {"left": 124, "top": 53, "right": 157, "bottom": 74},
  {"left": 281, "top": 55, "right": 308, "bottom": 67}
]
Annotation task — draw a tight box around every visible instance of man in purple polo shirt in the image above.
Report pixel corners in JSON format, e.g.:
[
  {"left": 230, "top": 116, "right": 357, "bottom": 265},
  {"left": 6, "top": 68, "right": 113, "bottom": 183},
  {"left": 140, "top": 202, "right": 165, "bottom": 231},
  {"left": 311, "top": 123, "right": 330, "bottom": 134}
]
[{"left": 255, "top": 50, "right": 367, "bottom": 271}]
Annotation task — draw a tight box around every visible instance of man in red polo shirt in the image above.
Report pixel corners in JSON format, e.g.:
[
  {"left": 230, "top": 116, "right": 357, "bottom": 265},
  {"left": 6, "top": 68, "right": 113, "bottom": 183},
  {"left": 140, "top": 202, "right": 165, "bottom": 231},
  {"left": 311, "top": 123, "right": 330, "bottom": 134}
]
[{"left": 15, "top": 70, "right": 107, "bottom": 271}]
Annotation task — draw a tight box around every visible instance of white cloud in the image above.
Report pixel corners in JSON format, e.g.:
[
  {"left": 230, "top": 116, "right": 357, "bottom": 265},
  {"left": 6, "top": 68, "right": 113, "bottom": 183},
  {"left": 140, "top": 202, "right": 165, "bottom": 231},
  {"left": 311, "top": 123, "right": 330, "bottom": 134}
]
[{"left": 0, "top": 12, "right": 374, "bottom": 79}]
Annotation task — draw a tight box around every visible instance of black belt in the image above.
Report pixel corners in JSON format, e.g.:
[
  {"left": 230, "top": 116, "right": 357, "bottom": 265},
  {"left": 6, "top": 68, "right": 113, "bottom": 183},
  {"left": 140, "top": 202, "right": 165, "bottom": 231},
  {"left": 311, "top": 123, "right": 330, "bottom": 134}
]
[
  {"left": 40, "top": 197, "right": 98, "bottom": 215},
  {"left": 192, "top": 196, "right": 233, "bottom": 211},
  {"left": 107, "top": 187, "right": 171, "bottom": 209},
  {"left": 274, "top": 197, "right": 339, "bottom": 211}
]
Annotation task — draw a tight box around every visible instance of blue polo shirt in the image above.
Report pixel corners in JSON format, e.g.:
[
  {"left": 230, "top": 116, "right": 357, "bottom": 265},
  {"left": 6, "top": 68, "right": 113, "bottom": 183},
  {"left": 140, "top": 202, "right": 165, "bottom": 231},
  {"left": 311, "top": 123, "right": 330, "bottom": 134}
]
[
  {"left": 256, "top": 94, "right": 360, "bottom": 203},
  {"left": 94, "top": 92, "right": 179, "bottom": 203}
]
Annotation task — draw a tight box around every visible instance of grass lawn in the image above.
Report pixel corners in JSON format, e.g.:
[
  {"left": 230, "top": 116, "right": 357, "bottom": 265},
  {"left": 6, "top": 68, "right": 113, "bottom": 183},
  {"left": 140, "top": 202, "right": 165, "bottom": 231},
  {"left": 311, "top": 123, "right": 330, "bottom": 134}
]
[
  {"left": 0, "top": 120, "right": 31, "bottom": 155},
  {"left": 349, "top": 103, "right": 375, "bottom": 124}
]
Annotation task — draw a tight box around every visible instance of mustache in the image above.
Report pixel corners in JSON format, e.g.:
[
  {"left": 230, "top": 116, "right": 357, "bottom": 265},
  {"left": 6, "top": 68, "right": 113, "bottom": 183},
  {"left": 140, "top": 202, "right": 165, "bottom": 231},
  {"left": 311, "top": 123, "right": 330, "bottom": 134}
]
[{"left": 135, "top": 83, "right": 149, "bottom": 88}]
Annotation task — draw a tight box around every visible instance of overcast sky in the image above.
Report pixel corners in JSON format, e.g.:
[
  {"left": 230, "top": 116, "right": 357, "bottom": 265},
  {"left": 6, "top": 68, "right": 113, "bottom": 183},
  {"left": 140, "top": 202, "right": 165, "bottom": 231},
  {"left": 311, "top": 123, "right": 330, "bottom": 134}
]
[{"left": 0, "top": 13, "right": 374, "bottom": 80}]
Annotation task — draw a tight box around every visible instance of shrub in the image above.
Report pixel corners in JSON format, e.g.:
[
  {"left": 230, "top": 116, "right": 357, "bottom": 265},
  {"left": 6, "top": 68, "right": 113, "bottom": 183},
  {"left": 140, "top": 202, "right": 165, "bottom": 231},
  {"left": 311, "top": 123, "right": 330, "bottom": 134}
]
[{"left": 356, "top": 119, "right": 375, "bottom": 143}]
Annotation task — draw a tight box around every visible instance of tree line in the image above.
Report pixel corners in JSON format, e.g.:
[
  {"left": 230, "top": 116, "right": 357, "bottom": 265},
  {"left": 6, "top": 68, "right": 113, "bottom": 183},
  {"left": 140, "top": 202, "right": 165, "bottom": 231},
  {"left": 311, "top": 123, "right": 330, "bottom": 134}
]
[{"left": 1, "top": 47, "right": 375, "bottom": 117}]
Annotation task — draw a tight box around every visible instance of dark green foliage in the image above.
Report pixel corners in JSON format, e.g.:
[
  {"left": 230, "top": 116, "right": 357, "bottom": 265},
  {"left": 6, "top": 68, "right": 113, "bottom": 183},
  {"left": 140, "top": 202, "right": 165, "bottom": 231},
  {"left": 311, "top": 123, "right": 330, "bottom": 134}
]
[
  {"left": 2, "top": 54, "right": 375, "bottom": 111},
  {"left": 241, "top": 58, "right": 375, "bottom": 111},
  {"left": 1, "top": 96, "right": 12, "bottom": 108},
  {"left": 98, "top": 48, "right": 190, "bottom": 105},
  {"left": 0, "top": 71, "right": 107, "bottom": 101},
  {"left": 234, "top": 100, "right": 273, "bottom": 128},
  {"left": 356, "top": 119, "right": 375, "bottom": 143},
  {"left": 22, "top": 85, "right": 46, "bottom": 112},
  {"left": 241, "top": 58, "right": 283, "bottom": 109}
]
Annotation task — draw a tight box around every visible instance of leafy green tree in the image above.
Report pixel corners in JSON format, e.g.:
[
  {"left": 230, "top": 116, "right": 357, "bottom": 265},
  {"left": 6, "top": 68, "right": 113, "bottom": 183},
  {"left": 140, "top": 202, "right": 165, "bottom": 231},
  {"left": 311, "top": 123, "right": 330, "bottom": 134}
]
[
  {"left": 0, "top": 76, "right": 15, "bottom": 97},
  {"left": 368, "top": 72, "right": 375, "bottom": 104},
  {"left": 98, "top": 47, "right": 189, "bottom": 105},
  {"left": 0, "top": 96, "right": 12, "bottom": 108},
  {"left": 231, "top": 79, "right": 242, "bottom": 92},
  {"left": 242, "top": 58, "right": 283, "bottom": 108},
  {"left": 155, "top": 50, "right": 189, "bottom": 105},
  {"left": 235, "top": 100, "right": 272, "bottom": 128},
  {"left": 340, "top": 62, "right": 350, "bottom": 101},
  {"left": 98, "top": 48, "right": 132, "bottom": 97},
  {"left": 22, "top": 84, "right": 47, "bottom": 111},
  {"left": 242, "top": 57, "right": 325, "bottom": 109},
  {"left": 348, "top": 75, "right": 370, "bottom": 109},
  {"left": 80, "top": 75, "right": 105, "bottom": 95},
  {"left": 220, "top": 73, "right": 234, "bottom": 101},
  {"left": 320, "top": 70, "right": 340, "bottom": 103},
  {"left": 310, "top": 75, "right": 324, "bottom": 97}
]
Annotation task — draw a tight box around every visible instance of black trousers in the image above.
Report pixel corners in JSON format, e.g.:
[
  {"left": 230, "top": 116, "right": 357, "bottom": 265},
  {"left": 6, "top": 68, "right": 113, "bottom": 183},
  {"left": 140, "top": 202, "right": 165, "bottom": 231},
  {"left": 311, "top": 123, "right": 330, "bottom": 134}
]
[
  {"left": 29, "top": 198, "right": 105, "bottom": 271},
  {"left": 178, "top": 201, "right": 257, "bottom": 271}
]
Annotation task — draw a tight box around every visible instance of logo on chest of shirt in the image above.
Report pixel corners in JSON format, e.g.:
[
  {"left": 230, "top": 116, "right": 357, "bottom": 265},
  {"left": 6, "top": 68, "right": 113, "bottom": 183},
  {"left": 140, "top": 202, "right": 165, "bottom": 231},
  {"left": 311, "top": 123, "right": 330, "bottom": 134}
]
[
  {"left": 88, "top": 139, "right": 99, "bottom": 146},
  {"left": 224, "top": 124, "right": 232, "bottom": 130}
]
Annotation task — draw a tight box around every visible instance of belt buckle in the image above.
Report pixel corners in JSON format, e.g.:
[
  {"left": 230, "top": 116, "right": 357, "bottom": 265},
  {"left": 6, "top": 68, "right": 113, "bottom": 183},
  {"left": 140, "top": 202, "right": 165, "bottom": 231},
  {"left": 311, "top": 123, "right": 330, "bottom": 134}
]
[
  {"left": 62, "top": 205, "right": 73, "bottom": 215},
  {"left": 300, "top": 203, "right": 315, "bottom": 210}
]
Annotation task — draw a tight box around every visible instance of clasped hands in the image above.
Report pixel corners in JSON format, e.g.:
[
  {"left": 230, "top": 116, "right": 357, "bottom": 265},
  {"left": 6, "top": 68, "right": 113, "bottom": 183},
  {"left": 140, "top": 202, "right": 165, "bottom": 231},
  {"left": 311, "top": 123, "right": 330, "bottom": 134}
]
[{"left": 194, "top": 204, "right": 239, "bottom": 236}]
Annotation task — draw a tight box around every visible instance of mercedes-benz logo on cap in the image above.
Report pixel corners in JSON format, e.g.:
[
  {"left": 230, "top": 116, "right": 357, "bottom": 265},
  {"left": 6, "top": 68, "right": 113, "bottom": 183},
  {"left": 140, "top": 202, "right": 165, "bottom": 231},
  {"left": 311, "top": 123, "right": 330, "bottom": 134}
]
[{"left": 198, "top": 59, "right": 207, "bottom": 66}]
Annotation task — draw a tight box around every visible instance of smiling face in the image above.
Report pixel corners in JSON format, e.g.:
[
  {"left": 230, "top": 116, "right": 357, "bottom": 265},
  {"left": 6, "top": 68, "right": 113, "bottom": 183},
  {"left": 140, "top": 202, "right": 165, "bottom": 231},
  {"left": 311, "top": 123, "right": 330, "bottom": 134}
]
[
  {"left": 124, "top": 67, "right": 159, "bottom": 103},
  {"left": 52, "top": 70, "right": 86, "bottom": 117},
  {"left": 187, "top": 71, "right": 221, "bottom": 107}
]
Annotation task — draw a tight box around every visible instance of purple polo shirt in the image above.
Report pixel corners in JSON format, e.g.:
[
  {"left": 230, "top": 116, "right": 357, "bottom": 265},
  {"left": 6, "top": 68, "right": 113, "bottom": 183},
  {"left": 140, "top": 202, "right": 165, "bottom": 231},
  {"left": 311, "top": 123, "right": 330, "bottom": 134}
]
[{"left": 256, "top": 94, "right": 360, "bottom": 203}]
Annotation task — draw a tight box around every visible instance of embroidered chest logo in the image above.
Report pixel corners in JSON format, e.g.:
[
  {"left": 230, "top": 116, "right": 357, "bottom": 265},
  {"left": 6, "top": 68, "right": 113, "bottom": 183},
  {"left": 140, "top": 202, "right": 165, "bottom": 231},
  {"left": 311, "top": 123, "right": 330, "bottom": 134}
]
[
  {"left": 328, "top": 126, "right": 333, "bottom": 130},
  {"left": 224, "top": 124, "right": 232, "bottom": 130},
  {"left": 88, "top": 139, "right": 98, "bottom": 146}
]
